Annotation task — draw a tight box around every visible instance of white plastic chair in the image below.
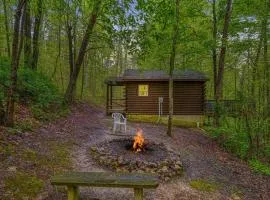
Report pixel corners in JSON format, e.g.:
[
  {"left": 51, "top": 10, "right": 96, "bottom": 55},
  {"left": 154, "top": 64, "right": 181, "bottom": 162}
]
[{"left": 112, "top": 113, "right": 127, "bottom": 134}]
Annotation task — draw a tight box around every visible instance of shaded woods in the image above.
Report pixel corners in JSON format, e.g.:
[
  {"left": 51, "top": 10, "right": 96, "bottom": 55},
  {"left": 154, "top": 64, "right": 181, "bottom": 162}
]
[{"left": 0, "top": 0, "right": 269, "bottom": 181}]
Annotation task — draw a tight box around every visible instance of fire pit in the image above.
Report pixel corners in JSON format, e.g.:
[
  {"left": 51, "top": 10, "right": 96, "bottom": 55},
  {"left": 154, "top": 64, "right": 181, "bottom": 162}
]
[{"left": 89, "top": 129, "right": 183, "bottom": 181}]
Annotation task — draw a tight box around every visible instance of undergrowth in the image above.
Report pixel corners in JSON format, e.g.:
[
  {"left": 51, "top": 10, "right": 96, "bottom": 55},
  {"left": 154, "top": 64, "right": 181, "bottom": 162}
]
[
  {"left": 0, "top": 57, "right": 69, "bottom": 124},
  {"left": 205, "top": 117, "right": 270, "bottom": 176}
]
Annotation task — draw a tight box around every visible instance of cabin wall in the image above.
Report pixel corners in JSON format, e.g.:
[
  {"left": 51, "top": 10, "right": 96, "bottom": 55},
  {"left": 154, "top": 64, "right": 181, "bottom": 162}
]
[
  {"left": 126, "top": 81, "right": 205, "bottom": 115},
  {"left": 173, "top": 81, "right": 205, "bottom": 115},
  {"left": 126, "top": 82, "right": 169, "bottom": 114}
]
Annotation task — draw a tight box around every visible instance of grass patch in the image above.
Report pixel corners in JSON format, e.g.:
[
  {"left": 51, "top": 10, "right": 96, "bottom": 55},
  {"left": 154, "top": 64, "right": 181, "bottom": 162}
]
[
  {"left": 249, "top": 159, "right": 270, "bottom": 176},
  {"left": 127, "top": 114, "right": 201, "bottom": 128},
  {"left": 189, "top": 179, "right": 220, "bottom": 192},
  {"left": 4, "top": 171, "right": 44, "bottom": 200}
]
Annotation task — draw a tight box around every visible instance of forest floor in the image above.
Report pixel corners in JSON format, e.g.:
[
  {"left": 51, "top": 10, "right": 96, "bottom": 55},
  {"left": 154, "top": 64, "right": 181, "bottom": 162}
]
[{"left": 0, "top": 103, "right": 269, "bottom": 200}]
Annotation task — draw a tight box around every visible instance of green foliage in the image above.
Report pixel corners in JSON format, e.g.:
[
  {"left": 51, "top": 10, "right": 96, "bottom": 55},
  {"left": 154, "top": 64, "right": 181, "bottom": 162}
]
[
  {"left": 189, "top": 179, "right": 220, "bottom": 192},
  {"left": 0, "top": 57, "right": 67, "bottom": 122},
  {"left": 206, "top": 127, "right": 249, "bottom": 159},
  {"left": 17, "top": 67, "right": 62, "bottom": 108},
  {"left": 249, "top": 159, "right": 270, "bottom": 176},
  {"left": 4, "top": 172, "right": 44, "bottom": 199}
]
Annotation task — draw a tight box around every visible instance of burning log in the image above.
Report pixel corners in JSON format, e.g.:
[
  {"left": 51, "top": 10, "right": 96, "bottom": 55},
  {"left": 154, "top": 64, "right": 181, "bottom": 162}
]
[{"left": 133, "top": 128, "right": 145, "bottom": 152}]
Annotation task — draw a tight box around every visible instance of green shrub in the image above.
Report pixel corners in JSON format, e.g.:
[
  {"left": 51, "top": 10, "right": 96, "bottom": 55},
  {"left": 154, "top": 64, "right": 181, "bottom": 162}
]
[
  {"left": 0, "top": 57, "right": 67, "bottom": 122},
  {"left": 249, "top": 159, "right": 270, "bottom": 176},
  {"left": 206, "top": 127, "right": 249, "bottom": 159},
  {"left": 17, "top": 68, "right": 63, "bottom": 108}
]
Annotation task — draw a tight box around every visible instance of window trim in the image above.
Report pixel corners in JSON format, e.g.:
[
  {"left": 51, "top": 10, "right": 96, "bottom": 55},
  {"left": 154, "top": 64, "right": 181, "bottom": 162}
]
[{"left": 138, "top": 84, "right": 149, "bottom": 97}]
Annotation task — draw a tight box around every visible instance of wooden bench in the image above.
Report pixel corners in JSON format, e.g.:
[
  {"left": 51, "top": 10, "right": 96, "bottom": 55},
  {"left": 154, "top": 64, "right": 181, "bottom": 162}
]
[{"left": 51, "top": 172, "right": 159, "bottom": 200}]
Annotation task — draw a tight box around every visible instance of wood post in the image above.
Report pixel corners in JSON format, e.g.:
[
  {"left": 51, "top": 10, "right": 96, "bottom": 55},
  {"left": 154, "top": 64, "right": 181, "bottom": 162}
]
[
  {"left": 106, "top": 84, "right": 109, "bottom": 115},
  {"left": 134, "top": 188, "right": 143, "bottom": 200},
  {"left": 67, "top": 186, "right": 79, "bottom": 200}
]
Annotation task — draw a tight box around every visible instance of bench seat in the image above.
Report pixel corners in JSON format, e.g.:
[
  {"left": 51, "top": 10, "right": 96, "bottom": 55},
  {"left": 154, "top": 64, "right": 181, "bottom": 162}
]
[{"left": 51, "top": 172, "right": 159, "bottom": 200}]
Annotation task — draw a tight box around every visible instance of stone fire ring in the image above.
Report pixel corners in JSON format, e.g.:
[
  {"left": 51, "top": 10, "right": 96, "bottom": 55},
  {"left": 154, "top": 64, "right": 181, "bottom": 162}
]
[{"left": 89, "top": 138, "right": 183, "bottom": 181}]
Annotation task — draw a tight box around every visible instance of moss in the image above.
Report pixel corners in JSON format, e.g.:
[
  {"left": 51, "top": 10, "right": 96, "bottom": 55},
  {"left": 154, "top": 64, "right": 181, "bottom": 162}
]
[
  {"left": 127, "top": 114, "right": 200, "bottom": 128},
  {"left": 189, "top": 179, "right": 220, "bottom": 192},
  {"left": 4, "top": 171, "right": 44, "bottom": 200}
]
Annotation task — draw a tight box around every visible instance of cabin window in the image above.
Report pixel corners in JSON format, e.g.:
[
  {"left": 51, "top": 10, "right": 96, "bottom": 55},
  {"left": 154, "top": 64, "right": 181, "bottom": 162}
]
[{"left": 138, "top": 85, "right": 149, "bottom": 96}]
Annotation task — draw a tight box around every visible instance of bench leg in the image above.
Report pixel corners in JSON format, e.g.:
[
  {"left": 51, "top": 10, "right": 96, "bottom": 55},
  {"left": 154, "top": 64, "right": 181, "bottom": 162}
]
[
  {"left": 134, "top": 188, "right": 143, "bottom": 200},
  {"left": 67, "top": 186, "right": 79, "bottom": 200}
]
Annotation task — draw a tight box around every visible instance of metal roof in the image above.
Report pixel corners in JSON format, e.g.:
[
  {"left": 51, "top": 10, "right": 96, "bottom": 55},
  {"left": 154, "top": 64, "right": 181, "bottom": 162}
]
[{"left": 106, "top": 69, "right": 208, "bottom": 85}]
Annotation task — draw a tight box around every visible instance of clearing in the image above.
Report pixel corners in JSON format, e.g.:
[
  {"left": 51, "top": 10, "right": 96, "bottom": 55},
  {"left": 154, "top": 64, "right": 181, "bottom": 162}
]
[{"left": 0, "top": 103, "right": 269, "bottom": 200}]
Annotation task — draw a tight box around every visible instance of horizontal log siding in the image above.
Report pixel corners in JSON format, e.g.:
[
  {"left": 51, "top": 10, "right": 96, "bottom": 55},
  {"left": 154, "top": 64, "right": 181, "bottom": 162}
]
[
  {"left": 126, "top": 82, "right": 169, "bottom": 114},
  {"left": 126, "top": 81, "right": 205, "bottom": 115},
  {"left": 173, "top": 81, "right": 205, "bottom": 115}
]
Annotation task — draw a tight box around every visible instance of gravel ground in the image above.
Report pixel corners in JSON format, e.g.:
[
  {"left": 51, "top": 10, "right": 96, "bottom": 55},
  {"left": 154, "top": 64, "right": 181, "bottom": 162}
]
[
  {"left": 55, "top": 103, "right": 269, "bottom": 200},
  {"left": 2, "top": 103, "right": 269, "bottom": 200}
]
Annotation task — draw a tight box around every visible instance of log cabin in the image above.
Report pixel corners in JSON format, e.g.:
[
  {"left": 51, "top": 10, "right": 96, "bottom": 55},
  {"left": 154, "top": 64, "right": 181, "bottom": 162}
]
[{"left": 105, "top": 69, "right": 208, "bottom": 125}]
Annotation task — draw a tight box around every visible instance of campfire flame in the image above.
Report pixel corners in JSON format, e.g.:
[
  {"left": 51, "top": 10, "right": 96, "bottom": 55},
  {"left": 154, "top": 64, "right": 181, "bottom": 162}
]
[{"left": 133, "top": 128, "right": 145, "bottom": 152}]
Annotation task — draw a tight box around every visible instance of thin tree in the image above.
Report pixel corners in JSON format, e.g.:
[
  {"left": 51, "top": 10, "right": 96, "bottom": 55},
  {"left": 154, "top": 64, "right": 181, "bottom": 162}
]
[
  {"left": 24, "top": 0, "right": 32, "bottom": 67},
  {"left": 5, "top": 0, "right": 27, "bottom": 126},
  {"left": 64, "top": 0, "right": 102, "bottom": 103},
  {"left": 31, "top": 0, "right": 43, "bottom": 70},
  {"left": 2, "top": 0, "right": 11, "bottom": 58},
  {"left": 212, "top": 0, "right": 217, "bottom": 97},
  {"left": 167, "top": 0, "right": 180, "bottom": 137},
  {"left": 214, "top": 0, "right": 233, "bottom": 127}
]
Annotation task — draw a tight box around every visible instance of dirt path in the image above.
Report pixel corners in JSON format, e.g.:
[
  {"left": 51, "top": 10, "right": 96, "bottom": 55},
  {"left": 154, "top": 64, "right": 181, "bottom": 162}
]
[
  {"left": 2, "top": 103, "right": 268, "bottom": 200},
  {"left": 44, "top": 103, "right": 269, "bottom": 200}
]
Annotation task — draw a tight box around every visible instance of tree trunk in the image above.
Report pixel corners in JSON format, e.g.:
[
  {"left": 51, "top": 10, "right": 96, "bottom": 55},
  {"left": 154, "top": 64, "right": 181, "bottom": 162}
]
[
  {"left": 66, "top": 22, "right": 75, "bottom": 81},
  {"left": 212, "top": 0, "right": 217, "bottom": 97},
  {"left": 251, "top": 22, "right": 264, "bottom": 97},
  {"left": 24, "top": 1, "right": 32, "bottom": 68},
  {"left": 64, "top": 0, "right": 102, "bottom": 103},
  {"left": 31, "top": 0, "right": 43, "bottom": 70},
  {"left": 214, "top": 0, "right": 233, "bottom": 127},
  {"left": 167, "top": 0, "right": 180, "bottom": 137},
  {"left": 262, "top": 0, "right": 270, "bottom": 117},
  {"left": 5, "top": 0, "right": 26, "bottom": 127},
  {"left": 3, "top": 0, "right": 11, "bottom": 58}
]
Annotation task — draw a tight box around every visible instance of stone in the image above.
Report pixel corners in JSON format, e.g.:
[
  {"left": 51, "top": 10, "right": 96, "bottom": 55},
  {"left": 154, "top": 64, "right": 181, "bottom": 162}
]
[
  {"left": 161, "top": 166, "right": 169, "bottom": 173},
  {"left": 7, "top": 166, "right": 17, "bottom": 172},
  {"left": 174, "top": 164, "right": 182, "bottom": 170},
  {"left": 90, "top": 147, "right": 97, "bottom": 152},
  {"left": 164, "top": 177, "right": 170, "bottom": 182},
  {"left": 149, "top": 162, "right": 157, "bottom": 168},
  {"left": 175, "top": 161, "right": 182, "bottom": 166}
]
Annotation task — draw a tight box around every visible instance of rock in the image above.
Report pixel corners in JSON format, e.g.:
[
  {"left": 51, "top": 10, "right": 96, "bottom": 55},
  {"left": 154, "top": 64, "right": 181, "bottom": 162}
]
[
  {"left": 164, "top": 177, "right": 170, "bottom": 182},
  {"left": 116, "top": 168, "right": 122, "bottom": 172},
  {"left": 174, "top": 164, "right": 182, "bottom": 170},
  {"left": 90, "top": 147, "right": 97, "bottom": 152},
  {"left": 7, "top": 166, "right": 17, "bottom": 172},
  {"left": 175, "top": 161, "right": 182, "bottom": 166},
  {"left": 149, "top": 162, "right": 157, "bottom": 168},
  {"left": 161, "top": 166, "right": 169, "bottom": 173}
]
